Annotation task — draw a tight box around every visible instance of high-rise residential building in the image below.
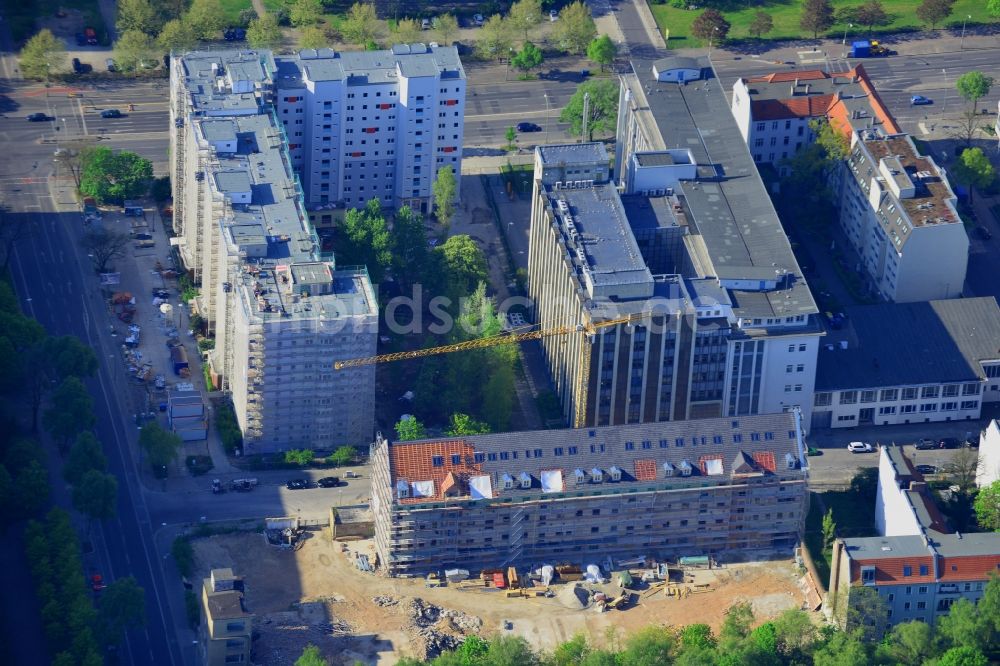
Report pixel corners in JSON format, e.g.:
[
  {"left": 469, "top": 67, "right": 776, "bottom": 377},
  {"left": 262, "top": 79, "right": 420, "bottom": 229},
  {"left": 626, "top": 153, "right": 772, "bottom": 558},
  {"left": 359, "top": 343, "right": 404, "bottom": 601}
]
[
  {"left": 730, "top": 65, "right": 968, "bottom": 303},
  {"left": 371, "top": 411, "right": 809, "bottom": 576},
  {"left": 170, "top": 50, "right": 379, "bottom": 452},
  {"left": 526, "top": 57, "right": 821, "bottom": 429}
]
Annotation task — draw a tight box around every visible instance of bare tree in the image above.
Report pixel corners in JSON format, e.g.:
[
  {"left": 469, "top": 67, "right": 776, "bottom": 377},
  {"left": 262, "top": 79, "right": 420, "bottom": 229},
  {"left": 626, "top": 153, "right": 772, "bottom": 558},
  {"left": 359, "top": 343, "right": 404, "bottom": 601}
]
[
  {"left": 0, "top": 206, "right": 35, "bottom": 274},
  {"left": 944, "top": 447, "right": 982, "bottom": 493},
  {"left": 84, "top": 229, "right": 131, "bottom": 273}
]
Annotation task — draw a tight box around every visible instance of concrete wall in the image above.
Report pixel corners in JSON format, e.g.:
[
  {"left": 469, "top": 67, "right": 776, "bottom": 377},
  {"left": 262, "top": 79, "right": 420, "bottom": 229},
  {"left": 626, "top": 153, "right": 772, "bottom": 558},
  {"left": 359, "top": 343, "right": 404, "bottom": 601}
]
[
  {"left": 977, "top": 420, "right": 1000, "bottom": 488},
  {"left": 893, "top": 222, "right": 968, "bottom": 302},
  {"left": 875, "top": 447, "right": 921, "bottom": 537}
]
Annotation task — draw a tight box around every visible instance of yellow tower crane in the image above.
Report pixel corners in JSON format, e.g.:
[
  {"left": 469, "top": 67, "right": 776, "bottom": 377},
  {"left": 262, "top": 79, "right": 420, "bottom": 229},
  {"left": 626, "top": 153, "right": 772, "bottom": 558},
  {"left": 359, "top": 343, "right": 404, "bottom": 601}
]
[{"left": 333, "top": 313, "right": 647, "bottom": 428}]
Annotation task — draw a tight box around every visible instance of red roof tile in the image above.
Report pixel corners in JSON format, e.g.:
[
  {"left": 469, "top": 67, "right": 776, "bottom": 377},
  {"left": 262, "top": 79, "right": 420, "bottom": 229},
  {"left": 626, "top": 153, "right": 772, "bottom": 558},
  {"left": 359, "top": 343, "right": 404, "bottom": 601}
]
[
  {"left": 748, "top": 70, "right": 831, "bottom": 84},
  {"left": 698, "top": 454, "right": 724, "bottom": 475},
  {"left": 750, "top": 94, "right": 838, "bottom": 121},
  {"left": 752, "top": 451, "right": 776, "bottom": 473},
  {"left": 390, "top": 439, "right": 484, "bottom": 504},
  {"left": 634, "top": 458, "right": 657, "bottom": 481},
  {"left": 851, "top": 556, "right": 936, "bottom": 584},
  {"left": 939, "top": 555, "right": 1000, "bottom": 582}
]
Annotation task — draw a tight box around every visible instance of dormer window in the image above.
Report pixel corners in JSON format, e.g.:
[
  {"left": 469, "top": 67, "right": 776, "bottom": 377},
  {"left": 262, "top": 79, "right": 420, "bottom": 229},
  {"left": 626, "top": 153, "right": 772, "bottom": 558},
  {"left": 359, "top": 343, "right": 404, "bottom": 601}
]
[
  {"left": 501, "top": 474, "right": 514, "bottom": 490},
  {"left": 785, "top": 453, "right": 797, "bottom": 470},
  {"left": 574, "top": 468, "right": 586, "bottom": 484},
  {"left": 518, "top": 472, "right": 532, "bottom": 489},
  {"left": 679, "top": 460, "right": 693, "bottom": 477},
  {"left": 591, "top": 468, "right": 603, "bottom": 483},
  {"left": 396, "top": 479, "right": 410, "bottom": 499},
  {"left": 609, "top": 466, "right": 622, "bottom": 482},
  {"left": 663, "top": 462, "right": 675, "bottom": 477}
]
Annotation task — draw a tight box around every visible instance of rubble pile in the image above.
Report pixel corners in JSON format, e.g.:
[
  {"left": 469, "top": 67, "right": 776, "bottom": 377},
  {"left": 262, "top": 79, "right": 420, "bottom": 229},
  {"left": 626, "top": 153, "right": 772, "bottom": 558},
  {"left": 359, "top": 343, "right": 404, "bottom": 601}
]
[
  {"left": 413, "top": 627, "right": 464, "bottom": 659},
  {"left": 403, "top": 597, "right": 442, "bottom": 626},
  {"left": 440, "top": 608, "right": 483, "bottom": 632},
  {"left": 371, "top": 595, "right": 398, "bottom": 607}
]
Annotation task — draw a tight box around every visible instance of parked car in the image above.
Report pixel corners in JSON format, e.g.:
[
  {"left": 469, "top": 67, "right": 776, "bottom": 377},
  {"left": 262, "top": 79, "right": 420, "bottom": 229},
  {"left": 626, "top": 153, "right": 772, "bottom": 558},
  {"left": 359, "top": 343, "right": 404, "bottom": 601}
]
[
  {"left": 517, "top": 122, "right": 542, "bottom": 132},
  {"left": 975, "top": 226, "right": 992, "bottom": 240},
  {"left": 286, "top": 478, "right": 310, "bottom": 490},
  {"left": 914, "top": 438, "right": 937, "bottom": 450},
  {"left": 421, "top": 18, "right": 430, "bottom": 30},
  {"left": 938, "top": 437, "right": 961, "bottom": 449},
  {"left": 473, "top": 13, "right": 484, "bottom": 26},
  {"left": 915, "top": 464, "right": 938, "bottom": 475},
  {"left": 26, "top": 112, "right": 50, "bottom": 122},
  {"left": 910, "top": 95, "right": 932, "bottom": 106},
  {"left": 847, "top": 441, "right": 873, "bottom": 453},
  {"left": 101, "top": 109, "right": 122, "bottom": 118},
  {"left": 317, "top": 476, "right": 341, "bottom": 488},
  {"left": 806, "top": 446, "right": 822, "bottom": 456},
  {"left": 966, "top": 435, "right": 980, "bottom": 449},
  {"left": 211, "top": 479, "right": 226, "bottom": 494}
]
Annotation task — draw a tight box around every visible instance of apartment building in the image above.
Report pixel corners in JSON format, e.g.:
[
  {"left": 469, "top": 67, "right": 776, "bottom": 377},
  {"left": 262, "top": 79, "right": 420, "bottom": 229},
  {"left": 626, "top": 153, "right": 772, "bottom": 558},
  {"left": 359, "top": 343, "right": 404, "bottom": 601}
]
[
  {"left": 730, "top": 65, "right": 967, "bottom": 303},
  {"left": 199, "top": 568, "right": 253, "bottom": 666},
  {"left": 170, "top": 50, "right": 378, "bottom": 452},
  {"left": 371, "top": 411, "right": 809, "bottom": 576},
  {"left": 730, "top": 65, "right": 900, "bottom": 171},
  {"left": 827, "top": 445, "right": 1000, "bottom": 631},
  {"left": 272, "top": 45, "right": 465, "bottom": 219},
  {"left": 526, "top": 57, "right": 821, "bottom": 429},
  {"left": 810, "top": 297, "right": 1000, "bottom": 430}
]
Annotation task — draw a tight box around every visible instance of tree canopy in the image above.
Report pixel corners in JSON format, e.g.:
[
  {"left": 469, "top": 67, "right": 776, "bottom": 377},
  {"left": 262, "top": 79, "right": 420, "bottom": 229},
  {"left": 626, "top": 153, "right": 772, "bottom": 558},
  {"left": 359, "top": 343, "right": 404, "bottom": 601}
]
[
  {"left": 432, "top": 165, "right": 458, "bottom": 228},
  {"left": 79, "top": 147, "right": 153, "bottom": 205},
  {"left": 289, "top": 0, "right": 323, "bottom": 27},
  {"left": 559, "top": 79, "right": 619, "bottom": 141},
  {"left": 394, "top": 415, "right": 426, "bottom": 441},
  {"left": 507, "top": 0, "right": 542, "bottom": 43},
  {"left": 340, "top": 2, "right": 382, "bottom": 46},
  {"left": 690, "top": 9, "right": 731, "bottom": 42},
  {"left": 952, "top": 147, "right": 996, "bottom": 200},
  {"left": 916, "top": 0, "right": 955, "bottom": 29},
  {"left": 586, "top": 35, "right": 617, "bottom": 71},
  {"left": 72, "top": 469, "right": 118, "bottom": 523},
  {"left": 511, "top": 42, "right": 544, "bottom": 73},
  {"left": 19, "top": 29, "right": 66, "bottom": 79},
  {"left": 748, "top": 11, "right": 775, "bottom": 39},
  {"left": 113, "top": 29, "right": 157, "bottom": 73},
  {"left": 800, "top": 0, "right": 835, "bottom": 38},
  {"left": 476, "top": 14, "right": 513, "bottom": 60},
  {"left": 975, "top": 480, "right": 1000, "bottom": 531},
  {"left": 552, "top": 1, "right": 596, "bottom": 55},
  {"left": 138, "top": 422, "right": 182, "bottom": 473},
  {"left": 339, "top": 198, "right": 392, "bottom": 283},
  {"left": 117, "top": 0, "right": 161, "bottom": 35},
  {"left": 247, "top": 13, "right": 283, "bottom": 49},
  {"left": 43, "top": 377, "right": 95, "bottom": 451}
]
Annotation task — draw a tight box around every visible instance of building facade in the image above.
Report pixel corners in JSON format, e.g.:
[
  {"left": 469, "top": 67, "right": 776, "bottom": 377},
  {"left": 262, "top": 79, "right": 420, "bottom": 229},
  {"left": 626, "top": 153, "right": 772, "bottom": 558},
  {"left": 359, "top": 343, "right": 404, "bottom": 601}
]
[
  {"left": 199, "top": 568, "right": 253, "bottom": 666},
  {"left": 976, "top": 419, "right": 1000, "bottom": 489},
  {"left": 827, "top": 446, "right": 1000, "bottom": 631},
  {"left": 810, "top": 297, "right": 1000, "bottom": 430},
  {"left": 526, "top": 57, "right": 821, "bottom": 430},
  {"left": 371, "top": 412, "right": 809, "bottom": 576},
  {"left": 170, "top": 50, "right": 379, "bottom": 452}
]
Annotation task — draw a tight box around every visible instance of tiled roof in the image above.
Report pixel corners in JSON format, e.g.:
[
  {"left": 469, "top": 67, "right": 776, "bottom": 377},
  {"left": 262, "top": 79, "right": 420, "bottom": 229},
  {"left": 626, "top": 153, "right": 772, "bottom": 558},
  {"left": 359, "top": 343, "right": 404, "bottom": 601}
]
[
  {"left": 384, "top": 413, "right": 805, "bottom": 506},
  {"left": 750, "top": 94, "right": 838, "bottom": 121},
  {"left": 849, "top": 555, "right": 936, "bottom": 584},
  {"left": 938, "top": 554, "right": 1000, "bottom": 582},
  {"left": 748, "top": 70, "right": 831, "bottom": 84}
]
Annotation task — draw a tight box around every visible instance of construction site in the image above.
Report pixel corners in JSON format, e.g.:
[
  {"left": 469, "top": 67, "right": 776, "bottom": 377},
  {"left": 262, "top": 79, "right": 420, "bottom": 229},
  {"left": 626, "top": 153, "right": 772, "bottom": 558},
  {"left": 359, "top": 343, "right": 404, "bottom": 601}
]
[{"left": 191, "top": 531, "right": 813, "bottom": 664}]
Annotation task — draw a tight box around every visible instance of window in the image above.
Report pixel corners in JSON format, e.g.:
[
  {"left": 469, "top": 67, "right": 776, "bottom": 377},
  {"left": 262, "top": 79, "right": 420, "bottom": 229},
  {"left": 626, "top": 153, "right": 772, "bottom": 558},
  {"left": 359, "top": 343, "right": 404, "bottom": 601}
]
[
  {"left": 917, "top": 601, "right": 926, "bottom": 610},
  {"left": 861, "top": 567, "right": 876, "bottom": 584},
  {"left": 840, "top": 391, "right": 858, "bottom": 405},
  {"left": 901, "top": 405, "right": 916, "bottom": 414},
  {"left": 880, "top": 388, "right": 898, "bottom": 401},
  {"left": 879, "top": 406, "right": 897, "bottom": 415},
  {"left": 903, "top": 566, "right": 912, "bottom": 577},
  {"left": 568, "top": 446, "right": 578, "bottom": 455},
  {"left": 432, "top": 456, "right": 444, "bottom": 467},
  {"left": 961, "top": 400, "right": 979, "bottom": 410},
  {"left": 733, "top": 434, "right": 743, "bottom": 443},
  {"left": 814, "top": 392, "right": 832, "bottom": 407},
  {"left": 799, "top": 344, "right": 807, "bottom": 351},
  {"left": 474, "top": 453, "right": 485, "bottom": 463},
  {"left": 861, "top": 390, "right": 876, "bottom": 403},
  {"left": 942, "top": 384, "right": 959, "bottom": 397},
  {"left": 919, "top": 567, "right": 928, "bottom": 577},
  {"left": 902, "top": 387, "right": 918, "bottom": 400},
  {"left": 919, "top": 403, "right": 938, "bottom": 413},
  {"left": 554, "top": 447, "right": 563, "bottom": 456},
  {"left": 921, "top": 386, "right": 939, "bottom": 399},
  {"left": 963, "top": 382, "right": 981, "bottom": 396},
  {"left": 226, "top": 622, "right": 245, "bottom": 632},
  {"left": 942, "top": 402, "right": 958, "bottom": 411},
  {"left": 624, "top": 441, "right": 634, "bottom": 451}
]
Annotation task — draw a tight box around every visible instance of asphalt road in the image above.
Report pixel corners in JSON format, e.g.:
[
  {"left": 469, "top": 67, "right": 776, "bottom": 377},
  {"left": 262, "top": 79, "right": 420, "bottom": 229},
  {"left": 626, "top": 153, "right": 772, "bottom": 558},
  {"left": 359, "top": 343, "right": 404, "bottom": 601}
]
[{"left": 1, "top": 88, "right": 181, "bottom": 662}]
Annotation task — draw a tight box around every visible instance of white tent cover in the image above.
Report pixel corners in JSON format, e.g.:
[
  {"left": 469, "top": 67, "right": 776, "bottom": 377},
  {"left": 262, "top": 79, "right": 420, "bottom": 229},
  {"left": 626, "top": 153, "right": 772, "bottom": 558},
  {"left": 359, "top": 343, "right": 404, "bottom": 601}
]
[
  {"left": 469, "top": 474, "right": 493, "bottom": 500},
  {"left": 541, "top": 469, "right": 563, "bottom": 493},
  {"left": 411, "top": 480, "right": 435, "bottom": 497}
]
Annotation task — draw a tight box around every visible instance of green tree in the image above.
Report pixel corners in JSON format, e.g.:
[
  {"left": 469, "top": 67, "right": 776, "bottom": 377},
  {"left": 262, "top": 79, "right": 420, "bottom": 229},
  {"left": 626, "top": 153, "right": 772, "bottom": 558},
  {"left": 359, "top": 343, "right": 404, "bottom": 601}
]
[
  {"left": 83, "top": 228, "right": 131, "bottom": 273},
  {"left": 299, "top": 26, "right": 328, "bottom": 49},
  {"left": 79, "top": 147, "right": 153, "bottom": 205},
  {"left": 772, "top": 608, "right": 817, "bottom": 658},
  {"left": 747, "top": 10, "right": 774, "bottom": 39},
  {"left": 434, "top": 14, "right": 459, "bottom": 45},
  {"left": 138, "top": 422, "right": 182, "bottom": 474},
  {"left": 394, "top": 18, "right": 422, "bottom": 44},
  {"left": 679, "top": 624, "right": 716, "bottom": 651},
  {"left": 953, "top": 148, "right": 996, "bottom": 202},
  {"left": 290, "top": 0, "right": 323, "bottom": 27},
  {"left": 484, "top": 635, "right": 539, "bottom": 665},
  {"left": 821, "top": 507, "right": 837, "bottom": 547},
  {"left": 956, "top": 71, "right": 995, "bottom": 117},
  {"left": 395, "top": 415, "right": 426, "bottom": 441},
  {"left": 97, "top": 576, "right": 145, "bottom": 647},
  {"left": 800, "top": 0, "right": 835, "bottom": 38},
  {"left": 340, "top": 198, "right": 392, "bottom": 283},
  {"left": 511, "top": 41, "right": 543, "bottom": 73},
  {"left": 916, "top": 0, "right": 955, "bottom": 29},
  {"left": 247, "top": 13, "right": 283, "bottom": 49},
  {"left": 505, "top": 126, "right": 517, "bottom": 151},
  {"left": 989, "top": 0, "right": 1000, "bottom": 17},
  {"left": 434, "top": 235, "right": 487, "bottom": 305},
  {"left": 445, "top": 413, "right": 491, "bottom": 436},
  {"left": 850, "top": 466, "right": 878, "bottom": 502},
  {"left": 813, "top": 631, "right": 869, "bottom": 666},
  {"left": 43, "top": 377, "right": 95, "bottom": 451},
  {"left": 619, "top": 625, "right": 675, "bottom": 665},
  {"left": 295, "top": 644, "right": 328, "bottom": 666},
  {"left": 72, "top": 470, "right": 118, "bottom": 523},
  {"left": 64, "top": 432, "right": 107, "bottom": 486},
  {"left": 118, "top": 0, "right": 160, "bottom": 34},
  {"left": 157, "top": 19, "right": 199, "bottom": 51},
  {"left": 719, "top": 601, "right": 754, "bottom": 651},
  {"left": 553, "top": 1, "right": 596, "bottom": 55},
  {"left": 114, "top": 29, "right": 156, "bottom": 73},
  {"left": 846, "top": 586, "right": 888, "bottom": 643},
  {"left": 341, "top": 2, "right": 382, "bottom": 47},
  {"left": 184, "top": 0, "right": 226, "bottom": 39},
  {"left": 559, "top": 79, "right": 618, "bottom": 141},
  {"left": 391, "top": 205, "right": 428, "bottom": 287},
  {"left": 432, "top": 165, "right": 457, "bottom": 228},
  {"left": 284, "top": 449, "right": 314, "bottom": 465},
  {"left": 171, "top": 536, "right": 195, "bottom": 578},
  {"left": 19, "top": 29, "right": 66, "bottom": 80},
  {"left": 975, "top": 479, "right": 1000, "bottom": 531},
  {"left": 749, "top": 621, "right": 778, "bottom": 655},
  {"left": 507, "top": 0, "right": 542, "bottom": 43},
  {"left": 552, "top": 634, "right": 589, "bottom": 666},
  {"left": 476, "top": 14, "right": 513, "bottom": 60},
  {"left": 237, "top": 8, "right": 258, "bottom": 27},
  {"left": 586, "top": 35, "right": 617, "bottom": 71},
  {"left": 13, "top": 460, "right": 50, "bottom": 516},
  {"left": 850, "top": 0, "right": 892, "bottom": 35},
  {"left": 327, "top": 445, "right": 355, "bottom": 467},
  {"left": 937, "top": 646, "right": 989, "bottom": 666},
  {"left": 937, "top": 597, "right": 987, "bottom": 652},
  {"left": 690, "top": 8, "right": 730, "bottom": 43},
  {"left": 880, "top": 621, "right": 936, "bottom": 666}
]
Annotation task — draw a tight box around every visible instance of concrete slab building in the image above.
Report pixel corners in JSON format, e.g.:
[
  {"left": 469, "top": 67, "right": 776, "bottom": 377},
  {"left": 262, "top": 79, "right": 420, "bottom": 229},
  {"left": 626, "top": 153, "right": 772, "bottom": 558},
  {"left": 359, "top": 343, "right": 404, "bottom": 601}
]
[{"left": 371, "top": 411, "right": 809, "bottom": 576}]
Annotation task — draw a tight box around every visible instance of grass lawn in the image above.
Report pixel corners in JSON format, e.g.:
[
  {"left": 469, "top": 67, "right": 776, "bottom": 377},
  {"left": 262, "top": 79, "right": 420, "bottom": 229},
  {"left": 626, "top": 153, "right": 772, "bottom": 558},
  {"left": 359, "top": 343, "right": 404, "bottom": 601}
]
[
  {"left": 649, "top": 0, "right": 997, "bottom": 48},
  {"left": 219, "top": 0, "right": 254, "bottom": 24},
  {"left": 804, "top": 489, "right": 878, "bottom": 589}
]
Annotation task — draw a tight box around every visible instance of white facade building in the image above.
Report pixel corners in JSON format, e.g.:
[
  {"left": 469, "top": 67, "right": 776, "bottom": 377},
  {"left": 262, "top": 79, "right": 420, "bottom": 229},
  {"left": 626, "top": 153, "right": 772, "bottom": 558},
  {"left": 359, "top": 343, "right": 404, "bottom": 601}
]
[
  {"left": 811, "top": 297, "right": 1000, "bottom": 430},
  {"left": 977, "top": 420, "right": 1000, "bottom": 489}
]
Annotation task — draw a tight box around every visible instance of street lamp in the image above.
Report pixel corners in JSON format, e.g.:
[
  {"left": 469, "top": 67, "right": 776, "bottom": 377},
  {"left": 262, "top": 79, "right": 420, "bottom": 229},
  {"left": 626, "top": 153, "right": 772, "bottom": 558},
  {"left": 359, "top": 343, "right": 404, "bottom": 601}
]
[
  {"left": 941, "top": 68, "right": 949, "bottom": 116},
  {"left": 707, "top": 26, "right": 720, "bottom": 60},
  {"left": 543, "top": 93, "right": 551, "bottom": 146},
  {"left": 842, "top": 23, "right": 853, "bottom": 45},
  {"left": 504, "top": 47, "right": 514, "bottom": 81},
  {"left": 960, "top": 15, "right": 972, "bottom": 49}
]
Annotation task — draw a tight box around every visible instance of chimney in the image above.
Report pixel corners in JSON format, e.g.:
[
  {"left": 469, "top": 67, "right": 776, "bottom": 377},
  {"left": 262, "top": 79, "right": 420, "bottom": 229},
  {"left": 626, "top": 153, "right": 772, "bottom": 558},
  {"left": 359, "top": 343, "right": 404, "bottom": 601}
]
[
  {"left": 794, "top": 78, "right": 800, "bottom": 87},
  {"left": 909, "top": 481, "right": 927, "bottom": 493},
  {"left": 805, "top": 83, "right": 811, "bottom": 94},
  {"left": 791, "top": 84, "right": 796, "bottom": 96}
]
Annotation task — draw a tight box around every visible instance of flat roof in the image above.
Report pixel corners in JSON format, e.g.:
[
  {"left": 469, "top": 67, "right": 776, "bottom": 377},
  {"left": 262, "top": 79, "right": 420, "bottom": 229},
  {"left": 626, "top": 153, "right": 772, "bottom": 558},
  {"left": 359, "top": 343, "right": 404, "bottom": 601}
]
[
  {"left": 538, "top": 143, "right": 609, "bottom": 165},
  {"left": 278, "top": 44, "right": 466, "bottom": 86},
  {"left": 816, "top": 297, "right": 1000, "bottom": 390},
  {"left": 623, "top": 59, "right": 817, "bottom": 319}
]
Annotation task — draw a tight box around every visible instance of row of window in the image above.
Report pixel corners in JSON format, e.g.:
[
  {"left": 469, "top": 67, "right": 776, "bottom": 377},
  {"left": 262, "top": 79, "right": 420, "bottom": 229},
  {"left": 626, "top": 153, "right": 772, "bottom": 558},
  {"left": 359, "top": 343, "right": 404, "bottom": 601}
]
[{"left": 817, "top": 383, "right": 982, "bottom": 406}]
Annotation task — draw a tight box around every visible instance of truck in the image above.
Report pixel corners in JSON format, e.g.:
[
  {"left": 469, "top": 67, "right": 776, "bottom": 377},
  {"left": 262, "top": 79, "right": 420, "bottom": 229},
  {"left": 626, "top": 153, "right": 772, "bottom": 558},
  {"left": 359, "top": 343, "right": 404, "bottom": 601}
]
[
  {"left": 170, "top": 344, "right": 189, "bottom": 375},
  {"left": 849, "top": 40, "right": 894, "bottom": 58}
]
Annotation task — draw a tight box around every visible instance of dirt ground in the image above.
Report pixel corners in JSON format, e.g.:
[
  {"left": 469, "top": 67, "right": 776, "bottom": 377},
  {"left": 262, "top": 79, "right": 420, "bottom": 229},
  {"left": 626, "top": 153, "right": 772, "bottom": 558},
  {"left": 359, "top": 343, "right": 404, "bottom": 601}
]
[{"left": 192, "top": 531, "right": 811, "bottom": 665}]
